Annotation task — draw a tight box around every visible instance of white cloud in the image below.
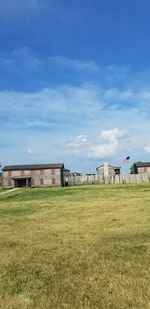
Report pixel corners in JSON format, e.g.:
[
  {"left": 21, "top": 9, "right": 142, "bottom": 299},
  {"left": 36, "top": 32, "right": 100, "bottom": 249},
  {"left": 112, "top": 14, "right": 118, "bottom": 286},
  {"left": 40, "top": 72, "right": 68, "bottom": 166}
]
[
  {"left": 144, "top": 144, "right": 150, "bottom": 153},
  {"left": 100, "top": 128, "right": 126, "bottom": 141},
  {"left": 103, "top": 88, "right": 150, "bottom": 111},
  {"left": 88, "top": 139, "right": 119, "bottom": 158},
  {"left": 65, "top": 135, "right": 91, "bottom": 155},
  {"left": 66, "top": 128, "right": 127, "bottom": 159}
]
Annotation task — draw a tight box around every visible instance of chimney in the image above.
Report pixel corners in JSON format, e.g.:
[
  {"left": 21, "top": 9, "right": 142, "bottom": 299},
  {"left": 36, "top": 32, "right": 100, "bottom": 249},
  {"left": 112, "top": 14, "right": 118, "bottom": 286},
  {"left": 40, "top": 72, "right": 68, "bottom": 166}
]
[{"left": 104, "top": 162, "right": 109, "bottom": 177}]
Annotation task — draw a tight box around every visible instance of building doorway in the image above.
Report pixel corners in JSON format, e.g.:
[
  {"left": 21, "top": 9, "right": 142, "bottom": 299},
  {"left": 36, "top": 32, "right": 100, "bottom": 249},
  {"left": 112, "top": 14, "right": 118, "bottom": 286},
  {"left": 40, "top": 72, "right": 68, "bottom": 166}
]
[{"left": 13, "top": 177, "right": 31, "bottom": 188}]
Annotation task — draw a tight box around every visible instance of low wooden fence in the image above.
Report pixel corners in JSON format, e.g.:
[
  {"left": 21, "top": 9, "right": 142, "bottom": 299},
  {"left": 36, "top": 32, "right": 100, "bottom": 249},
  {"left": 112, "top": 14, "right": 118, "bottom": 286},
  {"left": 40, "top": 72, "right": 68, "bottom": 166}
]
[{"left": 69, "top": 173, "right": 150, "bottom": 185}]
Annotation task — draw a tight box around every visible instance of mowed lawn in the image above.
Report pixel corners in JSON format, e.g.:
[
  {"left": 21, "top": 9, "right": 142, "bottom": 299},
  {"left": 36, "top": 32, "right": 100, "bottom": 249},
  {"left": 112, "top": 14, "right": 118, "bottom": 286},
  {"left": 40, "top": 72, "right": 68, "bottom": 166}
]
[{"left": 0, "top": 184, "right": 149, "bottom": 309}]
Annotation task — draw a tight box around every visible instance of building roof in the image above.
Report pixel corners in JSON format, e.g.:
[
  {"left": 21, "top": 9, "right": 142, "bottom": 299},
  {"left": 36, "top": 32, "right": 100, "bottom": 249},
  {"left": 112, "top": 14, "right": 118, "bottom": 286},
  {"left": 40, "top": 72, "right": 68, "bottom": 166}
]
[
  {"left": 136, "top": 162, "right": 150, "bottom": 167},
  {"left": 96, "top": 164, "right": 121, "bottom": 170},
  {"left": 63, "top": 169, "right": 70, "bottom": 172},
  {"left": 2, "top": 163, "right": 64, "bottom": 171}
]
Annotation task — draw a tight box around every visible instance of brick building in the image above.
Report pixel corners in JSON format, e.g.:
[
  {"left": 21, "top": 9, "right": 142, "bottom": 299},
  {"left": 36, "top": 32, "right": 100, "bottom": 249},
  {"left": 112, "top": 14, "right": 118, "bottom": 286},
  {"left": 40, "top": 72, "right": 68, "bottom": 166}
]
[
  {"left": 2, "top": 163, "right": 67, "bottom": 188},
  {"left": 136, "top": 162, "right": 150, "bottom": 174}
]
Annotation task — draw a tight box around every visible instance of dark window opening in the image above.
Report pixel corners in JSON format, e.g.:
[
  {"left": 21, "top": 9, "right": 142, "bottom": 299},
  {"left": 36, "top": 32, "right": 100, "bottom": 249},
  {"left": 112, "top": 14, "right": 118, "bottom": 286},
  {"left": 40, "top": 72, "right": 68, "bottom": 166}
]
[{"left": 14, "top": 178, "right": 31, "bottom": 188}]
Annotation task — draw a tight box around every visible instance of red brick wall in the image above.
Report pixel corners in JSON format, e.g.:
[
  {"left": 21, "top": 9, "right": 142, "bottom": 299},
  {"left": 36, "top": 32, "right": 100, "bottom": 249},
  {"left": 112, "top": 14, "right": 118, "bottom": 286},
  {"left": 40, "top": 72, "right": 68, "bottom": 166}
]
[
  {"left": 31, "top": 170, "right": 35, "bottom": 176},
  {"left": 40, "top": 169, "right": 45, "bottom": 176},
  {"left": 52, "top": 169, "right": 56, "bottom": 175},
  {"left": 20, "top": 170, "right": 24, "bottom": 176}
]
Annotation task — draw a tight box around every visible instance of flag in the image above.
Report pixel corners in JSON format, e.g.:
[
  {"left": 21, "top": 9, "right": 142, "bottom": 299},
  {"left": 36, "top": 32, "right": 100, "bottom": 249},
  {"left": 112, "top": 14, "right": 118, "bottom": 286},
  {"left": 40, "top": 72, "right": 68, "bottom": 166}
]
[{"left": 123, "top": 156, "right": 130, "bottom": 163}]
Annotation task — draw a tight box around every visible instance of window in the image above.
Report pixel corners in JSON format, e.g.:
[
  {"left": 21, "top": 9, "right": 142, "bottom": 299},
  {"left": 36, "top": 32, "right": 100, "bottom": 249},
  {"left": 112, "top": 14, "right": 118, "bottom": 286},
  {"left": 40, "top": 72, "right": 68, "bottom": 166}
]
[
  {"left": 52, "top": 178, "right": 56, "bottom": 185},
  {"left": 52, "top": 169, "right": 56, "bottom": 175},
  {"left": 40, "top": 178, "right": 44, "bottom": 186}
]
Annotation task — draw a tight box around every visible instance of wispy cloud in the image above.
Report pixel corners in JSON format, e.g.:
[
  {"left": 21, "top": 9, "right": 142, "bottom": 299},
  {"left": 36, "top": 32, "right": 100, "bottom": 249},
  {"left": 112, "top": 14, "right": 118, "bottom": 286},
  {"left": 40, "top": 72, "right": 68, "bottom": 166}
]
[
  {"left": 25, "top": 147, "right": 44, "bottom": 156},
  {"left": 0, "top": 48, "right": 130, "bottom": 83},
  {"left": 0, "top": 80, "right": 150, "bottom": 167},
  {"left": 102, "top": 65, "right": 130, "bottom": 82},
  {"left": 0, "top": 0, "right": 46, "bottom": 21},
  {"left": 0, "top": 84, "right": 102, "bottom": 128},
  {"left": 0, "top": 0, "right": 77, "bottom": 25},
  {"left": 25, "top": 148, "right": 36, "bottom": 155},
  {"left": 0, "top": 82, "right": 150, "bottom": 136},
  {"left": 0, "top": 47, "right": 41, "bottom": 74},
  {"left": 49, "top": 56, "right": 99, "bottom": 71}
]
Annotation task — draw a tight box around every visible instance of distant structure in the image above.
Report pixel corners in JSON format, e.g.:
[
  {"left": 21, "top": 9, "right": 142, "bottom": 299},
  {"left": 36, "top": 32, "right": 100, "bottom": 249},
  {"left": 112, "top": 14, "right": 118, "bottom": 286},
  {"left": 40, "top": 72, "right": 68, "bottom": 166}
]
[
  {"left": 136, "top": 162, "right": 150, "bottom": 174},
  {"left": 71, "top": 172, "right": 82, "bottom": 176},
  {"left": 96, "top": 162, "right": 121, "bottom": 177},
  {"left": 2, "top": 163, "right": 69, "bottom": 188}
]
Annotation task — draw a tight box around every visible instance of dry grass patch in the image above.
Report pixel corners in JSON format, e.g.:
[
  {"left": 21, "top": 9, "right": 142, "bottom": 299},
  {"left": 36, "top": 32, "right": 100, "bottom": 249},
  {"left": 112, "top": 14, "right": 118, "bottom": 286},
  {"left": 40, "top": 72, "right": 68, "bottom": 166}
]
[{"left": 0, "top": 184, "right": 150, "bottom": 308}]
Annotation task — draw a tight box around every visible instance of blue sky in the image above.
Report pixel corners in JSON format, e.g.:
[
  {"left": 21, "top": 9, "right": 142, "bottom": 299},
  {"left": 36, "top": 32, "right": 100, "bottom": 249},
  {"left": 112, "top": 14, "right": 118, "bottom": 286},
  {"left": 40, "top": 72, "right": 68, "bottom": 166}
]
[{"left": 1, "top": 0, "right": 150, "bottom": 173}]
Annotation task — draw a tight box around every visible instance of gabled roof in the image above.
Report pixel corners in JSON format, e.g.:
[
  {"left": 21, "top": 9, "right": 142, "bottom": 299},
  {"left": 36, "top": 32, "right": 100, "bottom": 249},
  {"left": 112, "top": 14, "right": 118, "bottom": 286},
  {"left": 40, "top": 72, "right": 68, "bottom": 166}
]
[
  {"left": 96, "top": 164, "right": 121, "bottom": 170},
  {"left": 2, "top": 163, "right": 64, "bottom": 171},
  {"left": 136, "top": 162, "right": 150, "bottom": 167}
]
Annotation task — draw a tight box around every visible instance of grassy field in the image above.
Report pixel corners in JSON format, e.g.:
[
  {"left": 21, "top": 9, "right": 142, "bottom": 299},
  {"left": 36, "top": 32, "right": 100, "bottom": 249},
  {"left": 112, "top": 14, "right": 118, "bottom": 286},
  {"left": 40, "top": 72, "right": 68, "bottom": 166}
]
[{"left": 0, "top": 184, "right": 149, "bottom": 309}]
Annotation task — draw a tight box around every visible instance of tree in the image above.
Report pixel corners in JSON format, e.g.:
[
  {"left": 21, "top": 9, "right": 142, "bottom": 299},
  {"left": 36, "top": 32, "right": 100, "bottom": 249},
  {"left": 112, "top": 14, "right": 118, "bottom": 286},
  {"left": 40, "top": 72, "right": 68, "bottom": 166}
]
[{"left": 130, "top": 161, "right": 143, "bottom": 174}]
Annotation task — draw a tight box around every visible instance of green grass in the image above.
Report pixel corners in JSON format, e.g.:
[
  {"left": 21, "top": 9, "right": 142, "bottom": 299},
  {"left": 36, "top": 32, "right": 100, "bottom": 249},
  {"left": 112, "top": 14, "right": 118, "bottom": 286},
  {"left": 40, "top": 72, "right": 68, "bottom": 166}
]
[{"left": 0, "top": 184, "right": 149, "bottom": 309}]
